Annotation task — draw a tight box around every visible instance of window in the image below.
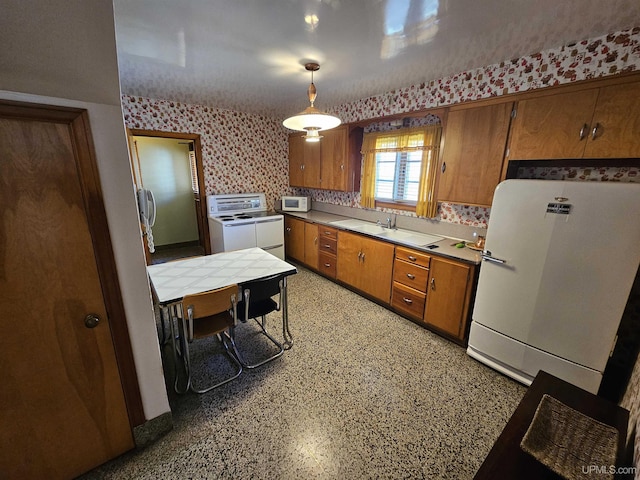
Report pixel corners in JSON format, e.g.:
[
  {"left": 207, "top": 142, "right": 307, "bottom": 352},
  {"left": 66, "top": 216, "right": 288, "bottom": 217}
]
[{"left": 361, "top": 125, "right": 441, "bottom": 217}]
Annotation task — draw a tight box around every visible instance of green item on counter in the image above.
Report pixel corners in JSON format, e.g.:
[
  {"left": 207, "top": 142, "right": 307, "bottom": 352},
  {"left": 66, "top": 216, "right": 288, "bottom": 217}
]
[{"left": 455, "top": 242, "right": 465, "bottom": 248}]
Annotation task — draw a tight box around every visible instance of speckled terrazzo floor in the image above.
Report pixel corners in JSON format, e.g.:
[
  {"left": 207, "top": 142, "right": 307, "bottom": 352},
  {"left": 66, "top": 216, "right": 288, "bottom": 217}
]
[{"left": 81, "top": 266, "right": 526, "bottom": 480}]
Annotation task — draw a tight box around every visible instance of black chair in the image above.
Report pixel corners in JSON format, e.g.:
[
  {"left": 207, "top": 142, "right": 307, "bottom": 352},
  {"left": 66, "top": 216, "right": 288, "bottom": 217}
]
[
  {"left": 235, "top": 274, "right": 286, "bottom": 368},
  {"left": 175, "top": 284, "right": 243, "bottom": 394}
]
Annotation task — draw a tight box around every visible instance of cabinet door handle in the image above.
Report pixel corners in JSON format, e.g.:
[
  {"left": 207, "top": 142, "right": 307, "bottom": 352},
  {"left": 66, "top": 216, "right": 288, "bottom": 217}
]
[
  {"left": 403, "top": 297, "right": 413, "bottom": 304},
  {"left": 441, "top": 162, "right": 446, "bottom": 174},
  {"left": 314, "top": 237, "right": 318, "bottom": 245},
  {"left": 357, "top": 251, "right": 362, "bottom": 261},
  {"left": 406, "top": 273, "right": 415, "bottom": 279},
  {"left": 430, "top": 278, "right": 436, "bottom": 290},
  {"left": 340, "top": 164, "right": 344, "bottom": 170},
  {"left": 361, "top": 252, "right": 365, "bottom": 262},
  {"left": 301, "top": 164, "right": 305, "bottom": 171},
  {"left": 579, "top": 123, "right": 588, "bottom": 140},
  {"left": 286, "top": 227, "right": 291, "bottom": 233},
  {"left": 408, "top": 255, "right": 417, "bottom": 261},
  {"left": 591, "top": 123, "right": 600, "bottom": 140}
]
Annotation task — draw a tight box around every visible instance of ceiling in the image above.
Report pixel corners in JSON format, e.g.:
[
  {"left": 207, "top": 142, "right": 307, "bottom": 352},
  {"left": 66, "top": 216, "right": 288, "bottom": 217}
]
[{"left": 113, "top": 0, "right": 640, "bottom": 119}]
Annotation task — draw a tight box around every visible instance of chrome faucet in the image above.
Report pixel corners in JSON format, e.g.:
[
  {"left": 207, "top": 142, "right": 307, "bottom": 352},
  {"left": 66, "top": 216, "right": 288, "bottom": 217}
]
[{"left": 385, "top": 214, "right": 397, "bottom": 229}]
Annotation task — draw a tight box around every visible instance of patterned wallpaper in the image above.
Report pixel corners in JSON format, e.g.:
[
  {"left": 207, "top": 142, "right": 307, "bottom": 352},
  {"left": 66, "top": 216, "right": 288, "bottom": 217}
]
[
  {"left": 121, "top": 25, "right": 640, "bottom": 472},
  {"left": 122, "top": 98, "right": 291, "bottom": 211},
  {"left": 121, "top": 27, "right": 639, "bottom": 224}
]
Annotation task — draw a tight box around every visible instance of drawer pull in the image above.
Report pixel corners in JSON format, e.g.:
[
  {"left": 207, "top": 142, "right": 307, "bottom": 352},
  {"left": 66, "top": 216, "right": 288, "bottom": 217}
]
[
  {"left": 324, "top": 263, "right": 331, "bottom": 267},
  {"left": 324, "top": 231, "right": 332, "bottom": 235},
  {"left": 403, "top": 297, "right": 413, "bottom": 304},
  {"left": 323, "top": 244, "right": 331, "bottom": 249},
  {"left": 406, "top": 273, "right": 415, "bottom": 279},
  {"left": 407, "top": 255, "right": 417, "bottom": 261}
]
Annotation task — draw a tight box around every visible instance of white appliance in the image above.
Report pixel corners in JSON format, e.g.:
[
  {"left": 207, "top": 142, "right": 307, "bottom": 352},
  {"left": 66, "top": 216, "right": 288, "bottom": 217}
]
[
  {"left": 281, "top": 195, "right": 311, "bottom": 212},
  {"left": 137, "top": 188, "right": 156, "bottom": 253},
  {"left": 467, "top": 180, "right": 640, "bottom": 394},
  {"left": 207, "top": 193, "right": 285, "bottom": 260}
]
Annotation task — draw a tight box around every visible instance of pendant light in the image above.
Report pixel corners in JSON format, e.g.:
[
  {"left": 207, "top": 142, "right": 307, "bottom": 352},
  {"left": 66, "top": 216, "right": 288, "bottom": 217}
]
[{"left": 283, "top": 62, "right": 341, "bottom": 142}]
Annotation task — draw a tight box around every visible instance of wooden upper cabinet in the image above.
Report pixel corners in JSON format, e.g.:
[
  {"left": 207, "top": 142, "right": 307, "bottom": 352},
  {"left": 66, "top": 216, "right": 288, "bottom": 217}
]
[
  {"left": 288, "top": 133, "right": 321, "bottom": 188},
  {"left": 320, "top": 126, "right": 348, "bottom": 190},
  {"left": 437, "top": 102, "right": 513, "bottom": 207},
  {"left": 508, "top": 89, "right": 598, "bottom": 160},
  {"left": 583, "top": 82, "right": 640, "bottom": 158},
  {"left": 288, "top": 125, "right": 363, "bottom": 192},
  {"left": 508, "top": 79, "right": 640, "bottom": 160}
]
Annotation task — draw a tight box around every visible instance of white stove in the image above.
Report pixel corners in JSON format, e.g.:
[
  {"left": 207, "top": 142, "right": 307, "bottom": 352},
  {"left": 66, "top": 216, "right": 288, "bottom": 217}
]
[{"left": 207, "top": 193, "right": 284, "bottom": 260}]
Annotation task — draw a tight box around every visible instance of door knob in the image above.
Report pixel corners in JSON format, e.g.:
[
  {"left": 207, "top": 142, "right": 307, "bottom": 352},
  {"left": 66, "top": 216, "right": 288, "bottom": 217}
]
[{"left": 84, "top": 314, "right": 100, "bottom": 328}]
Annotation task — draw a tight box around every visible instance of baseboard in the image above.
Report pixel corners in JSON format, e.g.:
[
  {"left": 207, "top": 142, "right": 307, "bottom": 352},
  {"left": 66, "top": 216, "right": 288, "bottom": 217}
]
[{"left": 132, "top": 411, "right": 173, "bottom": 448}]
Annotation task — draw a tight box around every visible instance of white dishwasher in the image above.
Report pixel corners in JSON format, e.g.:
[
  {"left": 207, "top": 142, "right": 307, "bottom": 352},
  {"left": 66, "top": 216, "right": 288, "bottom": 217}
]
[{"left": 207, "top": 193, "right": 285, "bottom": 260}]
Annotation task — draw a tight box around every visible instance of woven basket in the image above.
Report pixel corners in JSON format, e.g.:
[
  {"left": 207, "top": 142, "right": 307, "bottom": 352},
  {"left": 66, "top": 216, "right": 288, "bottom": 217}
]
[{"left": 520, "top": 394, "right": 619, "bottom": 480}]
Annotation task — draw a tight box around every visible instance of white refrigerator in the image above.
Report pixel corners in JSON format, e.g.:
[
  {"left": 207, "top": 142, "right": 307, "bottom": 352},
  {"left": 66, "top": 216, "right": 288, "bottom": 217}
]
[{"left": 467, "top": 179, "right": 640, "bottom": 394}]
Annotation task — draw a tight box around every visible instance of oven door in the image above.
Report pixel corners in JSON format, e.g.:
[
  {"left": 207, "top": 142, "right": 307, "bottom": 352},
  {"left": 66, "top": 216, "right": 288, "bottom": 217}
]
[
  {"left": 222, "top": 222, "right": 257, "bottom": 251},
  {"left": 256, "top": 216, "right": 284, "bottom": 259}
]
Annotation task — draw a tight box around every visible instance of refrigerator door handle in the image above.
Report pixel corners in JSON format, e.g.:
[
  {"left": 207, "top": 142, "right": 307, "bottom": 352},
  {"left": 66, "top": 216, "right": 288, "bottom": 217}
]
[{"left": 482, "top": 251, "right": 507, "bottom": 265}]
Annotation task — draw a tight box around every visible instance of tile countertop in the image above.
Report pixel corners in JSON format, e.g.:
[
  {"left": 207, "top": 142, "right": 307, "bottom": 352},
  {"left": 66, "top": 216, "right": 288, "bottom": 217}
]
[{"left": 281, "top": 210, "right": 483, "bottom": 265}]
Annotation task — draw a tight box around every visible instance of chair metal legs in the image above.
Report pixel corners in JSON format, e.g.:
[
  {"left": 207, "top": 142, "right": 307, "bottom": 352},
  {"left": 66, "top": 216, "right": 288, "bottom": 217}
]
[
  {"left": 234, "top": 314, "right": 284, "bottom": 369},
  {"left": 172, "top": 310, "right": 243, "bottom": 394}
]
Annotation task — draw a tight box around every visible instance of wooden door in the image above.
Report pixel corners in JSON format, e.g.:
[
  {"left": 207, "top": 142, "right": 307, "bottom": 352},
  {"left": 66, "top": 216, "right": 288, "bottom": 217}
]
[
  {"left": 424, "top": 257, "right": 472, "bottom": 340},
  {"left": 437, "top": 103, "right": 513, "bottom": 206},
  {"left": 284, "top": 216, "right": 305, "bottom": 262},
  {"left": 0, "top": 103, "right": 134, "bottom": 478},
  {"left": 583, "top": 82, "right": 640, "bottom": 158},
  {"left": 358, "top": 236, "right": 394, "bottom": 302},
  {"left": 320, "top": 126, "right": 348, "bottom": 191},
  {"left": 507, "top": 89, "right": 599, "bottom": 160},
  {"left": 303, "top": 222, "right": 319, "bottom": 269}
]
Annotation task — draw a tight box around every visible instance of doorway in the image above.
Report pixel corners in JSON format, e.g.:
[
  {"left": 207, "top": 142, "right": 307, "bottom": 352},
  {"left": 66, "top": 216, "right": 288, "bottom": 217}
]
[{"left": 128, "top": 130, "right": 209, "bottom": 264}]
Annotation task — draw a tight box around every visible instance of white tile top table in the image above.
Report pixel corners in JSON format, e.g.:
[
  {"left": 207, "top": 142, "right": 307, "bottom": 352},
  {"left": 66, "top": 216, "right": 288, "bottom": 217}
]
[{"left": 147, "top": 247, "right": 297, "bottom": 304}]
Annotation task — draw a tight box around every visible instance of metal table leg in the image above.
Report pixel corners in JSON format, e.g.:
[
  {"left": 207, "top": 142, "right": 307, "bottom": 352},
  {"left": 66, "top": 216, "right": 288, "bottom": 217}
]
[{"left": 281, "top": 276, "right": 293, "bottom": 350}]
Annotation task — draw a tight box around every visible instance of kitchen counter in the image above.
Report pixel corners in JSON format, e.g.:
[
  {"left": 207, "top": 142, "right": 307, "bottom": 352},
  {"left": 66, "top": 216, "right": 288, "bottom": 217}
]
[{"left": 280, "top": 210, "right": 483, "bottom": 265}]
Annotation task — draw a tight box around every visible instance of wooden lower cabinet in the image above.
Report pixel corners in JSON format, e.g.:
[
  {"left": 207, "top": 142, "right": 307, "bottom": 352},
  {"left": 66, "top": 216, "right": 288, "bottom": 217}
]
[
  {"left": 337, "top": 231, "right": 394, "bottom": 303},
  {"left": 284, "top": 216, "right": 305, "bottom": 262},
  {"left": 303, "top": 222, "right": 318, "bottom": 269},
  {"left": 423, "top": 256, "right": 476, "bottom": 342},
  {"left": 391, "top": 246, "right": 430, "bottom": 321},
  {"left": 284, "top": 216, "right": 318, "bottom": 268},
  {"left": 283, "top": 215, "right": 478, "bottom": 344},
  {"left": 317, "top": 226, "right": 338, "bottom": 278}
]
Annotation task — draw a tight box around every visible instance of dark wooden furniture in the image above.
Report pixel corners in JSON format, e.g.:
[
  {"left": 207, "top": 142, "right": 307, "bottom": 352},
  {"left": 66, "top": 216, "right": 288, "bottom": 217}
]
[{"left": 474, "top": 370, "right": 630, "bottom": 479}]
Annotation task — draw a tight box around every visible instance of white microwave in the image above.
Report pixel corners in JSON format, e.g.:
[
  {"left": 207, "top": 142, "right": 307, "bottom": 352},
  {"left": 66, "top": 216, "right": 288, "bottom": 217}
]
[{"left": 281, "top": 196, "right": 311, "bottom": 212}]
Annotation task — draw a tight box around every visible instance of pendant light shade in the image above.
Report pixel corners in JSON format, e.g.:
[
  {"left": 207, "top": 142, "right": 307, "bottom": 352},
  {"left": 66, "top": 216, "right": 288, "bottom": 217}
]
[{"left": 283, "top": 63, "right": 341, "bottom": 141}]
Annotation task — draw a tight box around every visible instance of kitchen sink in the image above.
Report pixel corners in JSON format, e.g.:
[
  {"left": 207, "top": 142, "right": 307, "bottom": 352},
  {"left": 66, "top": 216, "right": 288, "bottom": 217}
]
[
  {"left": 329, "top": 219, "right": 443, "bottom": 247},
  {"left": 350, "top": 224, "right": 388, "bottom": 235},
  {"left": 376, "top": 229, "right": 443, "bottom": 246},
  {"left": 329, "top": 219, "right": 373, "bottom": 229}
]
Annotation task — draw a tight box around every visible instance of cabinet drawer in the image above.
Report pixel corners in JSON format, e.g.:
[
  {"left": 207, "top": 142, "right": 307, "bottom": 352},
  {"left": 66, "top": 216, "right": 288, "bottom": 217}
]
[
  {"left": 393, "top": 259, "right": 429, "bottom": 292},
  {"left": 319, "top": 237, "right": 337, "bottom": 254},
  {"left": 319, "top": 226, "right": 338, "bottom": 240},
  {"left": 395, "top": 246, "right": 430, "bottom": 268},
  {"left": 318, "top": 252, "right": 337, "bottom": 278},
  {"left": 391, "top": 282, "right": 426, "bottom": 320}
]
